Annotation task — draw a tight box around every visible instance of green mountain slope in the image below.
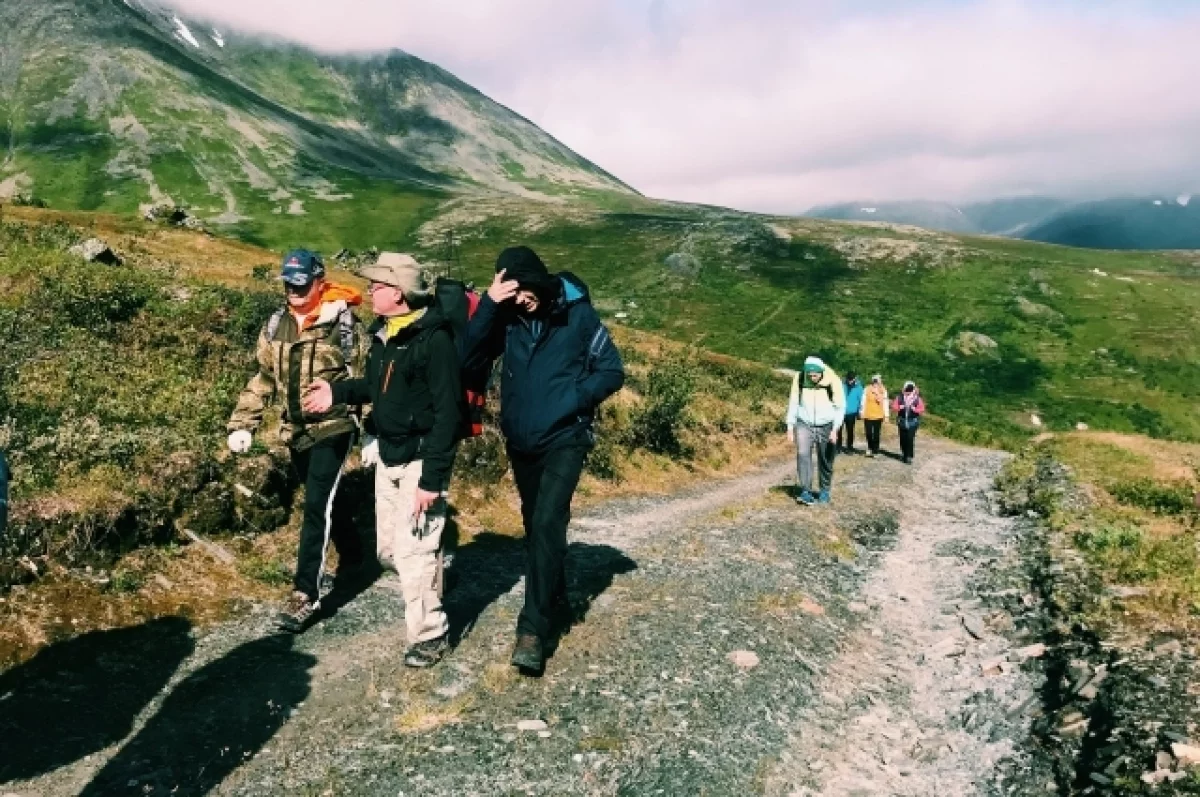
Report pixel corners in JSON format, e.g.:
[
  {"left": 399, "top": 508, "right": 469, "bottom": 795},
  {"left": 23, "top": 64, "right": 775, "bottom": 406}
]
[
  {"left": 414, "top": 197, "right": 1200, "bottom": 446},
  {"left": 1023, "top": 196, "right": 1200, "bottom": 250},
  {"left": 0, "top": 0, "right": 634, "bottom": 248}
]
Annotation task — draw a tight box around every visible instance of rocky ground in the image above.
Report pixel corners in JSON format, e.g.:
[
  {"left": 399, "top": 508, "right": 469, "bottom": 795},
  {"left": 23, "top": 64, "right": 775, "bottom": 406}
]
[{"left": 7, "top": 438, "right": 1187, "bottom": 796}]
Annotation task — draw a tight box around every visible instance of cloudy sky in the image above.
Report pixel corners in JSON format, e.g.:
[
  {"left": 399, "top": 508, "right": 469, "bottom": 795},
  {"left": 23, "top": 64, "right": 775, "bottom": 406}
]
[{"left": 169, "top": 0, "right": 1200, "bottom": 213}]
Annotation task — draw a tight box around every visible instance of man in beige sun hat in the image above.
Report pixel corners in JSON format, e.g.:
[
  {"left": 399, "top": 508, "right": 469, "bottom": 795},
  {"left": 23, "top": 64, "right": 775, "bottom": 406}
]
[{"left": 305, "top": 252, "right": 462, "bottom": 668}]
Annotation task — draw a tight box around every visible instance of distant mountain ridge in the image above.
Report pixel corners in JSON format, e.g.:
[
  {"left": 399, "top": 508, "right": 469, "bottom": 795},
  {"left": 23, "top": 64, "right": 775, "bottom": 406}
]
[
  {"left": 0, "top": 0, "right": 634, "bottom": 241},
  {"left": 806, "top": 195, "right": 1199, "bottom": 250}
]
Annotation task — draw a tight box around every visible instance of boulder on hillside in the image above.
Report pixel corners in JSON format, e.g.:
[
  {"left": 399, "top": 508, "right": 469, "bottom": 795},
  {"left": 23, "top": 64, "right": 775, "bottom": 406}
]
[
  {"left": 69, "top": 237, "right": 122, "bottom": 265},
  {"left": 953, "top": 330, "right": 1000, "bottom": 358},
  {"left": 664, "top": 251, "right": 701, "bottom": 277},
  {"left": 143, "top": 203, "right": 206, "bottom": 232},
  {"left": 1014, "top": 295, "right": 1063, "bottom": 322}
]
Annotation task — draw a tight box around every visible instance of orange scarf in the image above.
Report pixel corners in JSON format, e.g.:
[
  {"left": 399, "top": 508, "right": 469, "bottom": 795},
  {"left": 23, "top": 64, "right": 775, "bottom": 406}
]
[{"left": 292, "top": 282, "right": 363, "bottom": 330}]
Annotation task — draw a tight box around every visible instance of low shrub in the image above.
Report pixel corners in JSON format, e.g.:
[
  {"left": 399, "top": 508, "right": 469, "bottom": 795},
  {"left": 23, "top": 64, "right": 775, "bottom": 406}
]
[
  {"left": 1108, "top": 478, "right": 1196, "bottom": 516},
  {"left": 627, "top": 358, "right": 696, "bottom": 458}
]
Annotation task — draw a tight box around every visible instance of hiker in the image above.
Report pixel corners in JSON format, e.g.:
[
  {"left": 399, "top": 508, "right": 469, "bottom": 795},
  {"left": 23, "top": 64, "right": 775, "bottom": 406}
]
[
  {"left": 786, "top": 357, "right": 845, "bottom": 505},
  {"left": 227, "top": 249, "right": 368, "bottom": 633},
  {"left": 861, "top": 374, "right": 889, "bottom": 457},
  {"left": 461, "top": 246, "right": 624, "bottom": 674},
  {"left": 892, "top": 381, "right": 926, "bottom": 464},
  {"left": 0, "top": 449, "right": 8, "bottom": 538},
  {"left": 835, "top": 371, "right": 864, "bottom": 453},
  {"left": 303, "top": 252, "right": 463, "bottom": 669}
]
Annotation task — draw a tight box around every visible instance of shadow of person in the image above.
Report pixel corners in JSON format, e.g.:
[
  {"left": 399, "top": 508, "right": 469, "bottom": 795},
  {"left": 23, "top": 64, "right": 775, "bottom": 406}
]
[
  {"left": 543, "top": 541, "right": 637, "bottom": 663},
  {"left": 442, "top": 530, "right": 526, "bottom": 645},
  {"left": 80, "top": 633, "right": 316, "bottom": 796},
  {"left": 0, "top": 616, "right": 194, "bottom": 784}
]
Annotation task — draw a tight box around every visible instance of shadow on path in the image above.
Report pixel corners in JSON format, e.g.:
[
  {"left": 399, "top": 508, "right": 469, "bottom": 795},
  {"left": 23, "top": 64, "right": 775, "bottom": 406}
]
[
  {"left": 0, "top": 616, "right": 194, "bottom": 784},
  {"left": 80, "top": 633, "right": 316, "bottom": 796},
  {"left": 444, "top": 532, "right": 637, "bottom": 659}
]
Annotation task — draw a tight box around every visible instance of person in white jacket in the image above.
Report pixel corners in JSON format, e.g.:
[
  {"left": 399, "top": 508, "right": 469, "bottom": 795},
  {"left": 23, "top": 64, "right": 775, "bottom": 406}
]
[{"left": 785, "top": 356, "right": 845, "bottom": 505}]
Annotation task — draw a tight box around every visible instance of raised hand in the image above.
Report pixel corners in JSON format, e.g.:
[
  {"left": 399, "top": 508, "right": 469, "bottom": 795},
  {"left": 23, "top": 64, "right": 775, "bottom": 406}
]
[{"left": 487, "top": 269, "right": 520, "bottom": 304}]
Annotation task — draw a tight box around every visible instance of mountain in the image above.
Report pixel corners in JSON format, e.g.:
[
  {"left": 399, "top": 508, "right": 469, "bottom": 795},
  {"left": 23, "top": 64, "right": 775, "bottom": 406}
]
[
  {"left": 807, "top": 194, "right": 1200, "bottom": 250},
  {"left": 1022, "top": 196, "right": 1200, "bottom": 250},
  {"left": 804, "top": 197, "right": 1067, "bottom": 237},
  {"left": 804, "top": 201, "right": 979, "bottom": 234},
  {"left": 0, "top": 0, "right": 634, "bottom": 247}
]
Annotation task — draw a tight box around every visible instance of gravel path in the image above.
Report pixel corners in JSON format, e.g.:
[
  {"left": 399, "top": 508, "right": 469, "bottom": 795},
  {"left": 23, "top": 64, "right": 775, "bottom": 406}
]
[
  {"left": 765, "top": 444, "right": 1039, "bottom": 796},
  {"left": 4, "top": 439, "right": 1043, "bottom": 796}
]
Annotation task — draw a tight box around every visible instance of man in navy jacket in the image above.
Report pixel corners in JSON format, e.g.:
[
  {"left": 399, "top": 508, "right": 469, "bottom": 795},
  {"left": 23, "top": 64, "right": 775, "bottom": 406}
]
[{"left": 463, "top": 246, "right": 624, "bottom": 673}]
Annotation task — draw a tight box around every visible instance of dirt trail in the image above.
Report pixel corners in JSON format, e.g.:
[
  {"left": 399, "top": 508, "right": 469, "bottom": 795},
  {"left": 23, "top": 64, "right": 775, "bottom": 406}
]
[
  {"left": 4, "top": 439, "right": 1043, "bottom": 796},
  {"left": 766, "top": 444, "right": 1038, "bottom": 796}
]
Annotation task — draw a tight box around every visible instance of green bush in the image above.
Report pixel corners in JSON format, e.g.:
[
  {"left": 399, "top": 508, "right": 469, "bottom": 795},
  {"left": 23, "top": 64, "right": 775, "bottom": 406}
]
[
  {"left": 585, "top": 430, "right": 622, "bottom": 481},
  {"left": 1109, "top": 478, "right": 1196, "bottom": 515},
  {"left": 1074, "top": 523, "right": 1143, "bottom": 553},
  {"left": 627, "top": 358, "right": 696, "bottom": 458}
]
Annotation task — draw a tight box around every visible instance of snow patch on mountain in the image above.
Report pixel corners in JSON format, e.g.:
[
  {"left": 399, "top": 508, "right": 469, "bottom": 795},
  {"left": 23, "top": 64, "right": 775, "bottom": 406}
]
[{"left": 173, "top": 17, "right": 200, "bottom": 49}]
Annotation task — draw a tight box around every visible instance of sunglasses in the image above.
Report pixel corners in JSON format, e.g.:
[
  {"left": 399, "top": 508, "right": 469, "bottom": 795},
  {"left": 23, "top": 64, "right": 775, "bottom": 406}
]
[{"left": 284, "top": 281, "right": 315, "bottom": 296}]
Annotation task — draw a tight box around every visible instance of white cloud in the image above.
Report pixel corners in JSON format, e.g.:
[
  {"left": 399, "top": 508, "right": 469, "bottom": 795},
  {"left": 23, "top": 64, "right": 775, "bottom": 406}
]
[{"left": 165, "top": 0, "right": 1200, "bottom": 212}]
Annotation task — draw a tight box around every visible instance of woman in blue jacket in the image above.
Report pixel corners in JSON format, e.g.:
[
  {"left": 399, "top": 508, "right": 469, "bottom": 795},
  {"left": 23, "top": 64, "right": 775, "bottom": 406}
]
[{"left": 836, "top": 372, "right": 865, "bottom": 454}]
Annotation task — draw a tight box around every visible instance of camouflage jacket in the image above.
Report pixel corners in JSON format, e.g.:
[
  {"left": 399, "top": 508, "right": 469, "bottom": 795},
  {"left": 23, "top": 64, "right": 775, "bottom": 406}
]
[{"left": 228, "top": 298, "right": 370, "bottom": 451}]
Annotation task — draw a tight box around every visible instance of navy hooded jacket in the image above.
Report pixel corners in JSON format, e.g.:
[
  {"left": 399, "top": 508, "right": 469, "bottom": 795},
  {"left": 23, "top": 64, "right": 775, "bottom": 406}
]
[{"left": 462, "top": 272, "right": 624, "bottom": 454}]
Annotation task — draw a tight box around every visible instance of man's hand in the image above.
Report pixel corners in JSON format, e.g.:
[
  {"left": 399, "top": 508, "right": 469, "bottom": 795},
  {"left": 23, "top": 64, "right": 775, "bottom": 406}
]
[
  {"left": 302, "top": 379, "right": 333, "bottom": 414},
  {"left": 486, "top": 269, "right": 519, "bottom": 304},
  {"left": 786, "top": 426, "right": 795, "bottom": 443},
  {"left": 360, "top": 435, "right": 380, "bottom": 468},
  {"left": 227, "top": 430, "right": 252, "bottom": 453},
  {"left": 413, "top": 487, "right": 441, "bottom": 520}
]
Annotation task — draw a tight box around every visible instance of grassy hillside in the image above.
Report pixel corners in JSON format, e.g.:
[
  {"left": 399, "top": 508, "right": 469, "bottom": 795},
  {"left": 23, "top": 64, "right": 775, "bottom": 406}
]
[
  {"left": 408, "top": 198, "right": 1200, "bottom": 448},
  {"left": 0, "top": 0, "right": 634, "bottom": 251}
]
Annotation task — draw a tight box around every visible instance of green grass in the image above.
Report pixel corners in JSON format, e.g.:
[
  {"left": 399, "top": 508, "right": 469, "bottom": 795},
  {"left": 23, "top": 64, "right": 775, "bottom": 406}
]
[
  {"left": 997, "top": 434, "right": 1200, "bottom": 631},
  {"left": 408, "top": 204, "right": 1200, "bottom": 449}
]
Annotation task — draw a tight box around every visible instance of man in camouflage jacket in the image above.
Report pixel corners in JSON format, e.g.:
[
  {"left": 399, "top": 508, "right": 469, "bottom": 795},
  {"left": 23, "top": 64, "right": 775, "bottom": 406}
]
[{"left": 227, "top": 249, "right": 369, "bottom": 632}]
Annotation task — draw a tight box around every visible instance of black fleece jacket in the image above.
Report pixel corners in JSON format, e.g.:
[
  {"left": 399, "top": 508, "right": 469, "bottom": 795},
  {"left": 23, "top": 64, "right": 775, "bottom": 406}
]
[{"left": 332, "top": 306, "right": 461, "bottom": 492}]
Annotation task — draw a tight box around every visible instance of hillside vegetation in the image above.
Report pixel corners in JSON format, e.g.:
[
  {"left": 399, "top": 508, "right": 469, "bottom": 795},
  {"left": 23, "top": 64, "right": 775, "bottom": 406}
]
[{"left": 412, "top": 197, "right": 1200, "bottom": 448}]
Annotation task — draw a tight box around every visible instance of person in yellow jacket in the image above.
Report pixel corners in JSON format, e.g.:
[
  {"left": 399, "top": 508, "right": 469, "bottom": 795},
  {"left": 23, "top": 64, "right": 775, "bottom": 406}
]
[
  {"left": 861, "top": 374, "right": 890, "bottom": 458},
  {"left": 785, "top": 356, "right": 845, "bottom": 505}
]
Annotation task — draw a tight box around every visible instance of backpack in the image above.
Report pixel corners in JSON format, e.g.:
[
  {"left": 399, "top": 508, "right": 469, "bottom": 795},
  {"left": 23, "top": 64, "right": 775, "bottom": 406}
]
[{"left": 430, "top": 277, "right": 489, "bottom": 439}]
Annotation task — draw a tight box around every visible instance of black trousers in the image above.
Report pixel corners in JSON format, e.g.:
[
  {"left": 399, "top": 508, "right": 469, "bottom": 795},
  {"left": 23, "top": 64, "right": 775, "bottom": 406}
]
[
  {"left": 864, "top": 419, "right": 883, "bottom": 453},
  {"left": 836, "top": 414, "right": 858, "bottom": 450},
  {"left": 898, "top": 422, "right": 920, "bottom": 461},
  {"left": 291, "top": 433, "right": 360, "bottom": 600},
  {"left": 509, "top": 443, "right": 589, "bottom": 640}
]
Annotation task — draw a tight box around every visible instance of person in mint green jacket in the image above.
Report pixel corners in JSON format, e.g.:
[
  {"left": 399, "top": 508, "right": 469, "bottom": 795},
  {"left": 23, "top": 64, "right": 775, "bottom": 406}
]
[
  {"left": 786, "top": 356, "right": 845, "bottom": 505},
  {"left": 836, "top": 372, "right": 864, "bottom": 454}
]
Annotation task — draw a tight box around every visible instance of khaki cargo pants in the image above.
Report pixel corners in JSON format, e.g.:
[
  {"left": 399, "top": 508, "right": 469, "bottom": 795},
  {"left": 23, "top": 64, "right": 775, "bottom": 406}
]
[{"left": 375, "top": 460, "right": 449, "bottom": 644}]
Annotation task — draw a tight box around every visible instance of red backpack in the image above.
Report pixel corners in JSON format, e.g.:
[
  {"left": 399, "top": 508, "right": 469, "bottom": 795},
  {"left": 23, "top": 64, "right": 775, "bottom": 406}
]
[{"left": 432, "top": 277, "right": 488, "bottom": 438}]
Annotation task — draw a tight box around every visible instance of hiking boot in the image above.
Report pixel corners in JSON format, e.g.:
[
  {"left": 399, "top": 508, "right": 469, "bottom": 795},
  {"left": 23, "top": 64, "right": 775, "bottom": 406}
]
[
  {"left": 817, "top": 490, "right": 832, "bottom": 505},
  {"left": 511, "top": 633, "right": 545, "bottom": 673},
  {"left": 796, "top": 490, "right": 816, "bottom": 506},
  {"left": 403, "top": 635, "right": 448, "bottom": 669},
  {"left": 902, "top": 456, "right": 910, "bottom": 464},
  {"left": 277, "top": 591, "right": 320, "bottom": 633}
]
